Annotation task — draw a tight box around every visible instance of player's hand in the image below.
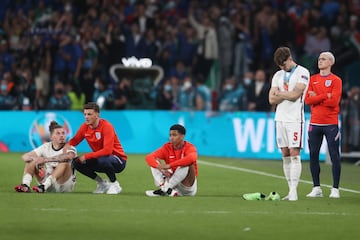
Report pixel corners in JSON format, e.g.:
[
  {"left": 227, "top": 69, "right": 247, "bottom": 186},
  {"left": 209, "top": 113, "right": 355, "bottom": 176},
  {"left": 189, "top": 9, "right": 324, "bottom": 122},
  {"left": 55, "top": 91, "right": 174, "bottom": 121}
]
[
  {"left": 160, "top": 168, "right": 173, "bottom": 178},
  {"left": 35, "top": 157, "right": 45, "bottom": 165},
  {"left": 78, "top": 155, "right": 86, "bottom": 164},
  {"left": 308, "top": 91, "right": 316, "bottom": 96}
]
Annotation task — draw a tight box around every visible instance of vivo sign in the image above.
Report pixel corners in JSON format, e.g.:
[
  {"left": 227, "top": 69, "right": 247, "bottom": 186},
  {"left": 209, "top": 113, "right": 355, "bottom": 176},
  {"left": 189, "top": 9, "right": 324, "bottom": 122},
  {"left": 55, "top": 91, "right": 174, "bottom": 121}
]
[{"left": 121, "top": 57, "right": 152, "bottom": 68}]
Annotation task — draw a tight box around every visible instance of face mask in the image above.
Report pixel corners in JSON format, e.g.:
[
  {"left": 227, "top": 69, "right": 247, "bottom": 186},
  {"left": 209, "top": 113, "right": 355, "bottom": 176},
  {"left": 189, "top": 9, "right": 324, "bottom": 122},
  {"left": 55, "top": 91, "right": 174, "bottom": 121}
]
[
  {"left": 244, "top": 78, "right": 252, "bottom": 86},
  {"left": 94, "top": 83, "right": 100, "bottom": 89},
  {"left": 182, "top": 81, "right": 192, "bottom": 91},
  {"left": 225, "top": 84, "right": 233, "bottom": 91},
  {"left": 164, "top": 84, "right": 172, "bottom": 91},
  {"left": 354, "top": 94, "right": 359, "bottom": 101},
  {"left": 0, "top": 84, "right": 7, "bottom": 91}
]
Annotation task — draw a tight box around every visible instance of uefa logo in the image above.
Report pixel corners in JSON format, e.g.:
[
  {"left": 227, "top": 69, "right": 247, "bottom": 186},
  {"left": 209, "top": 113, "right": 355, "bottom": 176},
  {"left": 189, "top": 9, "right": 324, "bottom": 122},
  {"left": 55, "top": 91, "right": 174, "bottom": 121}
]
[{"left": 29, "top": 112, "right": 72, "bottom": 148}]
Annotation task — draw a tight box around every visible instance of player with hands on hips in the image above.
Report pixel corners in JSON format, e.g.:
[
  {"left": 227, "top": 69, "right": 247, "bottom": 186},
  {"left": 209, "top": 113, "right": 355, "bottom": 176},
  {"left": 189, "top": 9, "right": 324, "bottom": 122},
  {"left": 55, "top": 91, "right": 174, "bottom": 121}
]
[
  {"left": 15, "top": 121, "right": 77, "bottom": 193},
  {"left": 145, "top": 124, "right": 198, "bottom": 197}
]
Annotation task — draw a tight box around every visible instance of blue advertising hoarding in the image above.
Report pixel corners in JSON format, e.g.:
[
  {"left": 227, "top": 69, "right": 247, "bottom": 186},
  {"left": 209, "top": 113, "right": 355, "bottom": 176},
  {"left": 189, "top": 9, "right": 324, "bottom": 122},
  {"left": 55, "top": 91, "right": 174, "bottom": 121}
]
[{"left": 0, "top": 111, "right": 327, "bottom": 160}]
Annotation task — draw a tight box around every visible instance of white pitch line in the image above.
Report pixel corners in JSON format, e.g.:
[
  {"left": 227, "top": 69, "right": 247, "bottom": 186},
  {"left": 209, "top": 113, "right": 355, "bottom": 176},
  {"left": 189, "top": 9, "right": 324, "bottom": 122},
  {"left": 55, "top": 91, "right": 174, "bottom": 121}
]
[{"left": 198, "top": 160, "right": 360, "bottom": 194}]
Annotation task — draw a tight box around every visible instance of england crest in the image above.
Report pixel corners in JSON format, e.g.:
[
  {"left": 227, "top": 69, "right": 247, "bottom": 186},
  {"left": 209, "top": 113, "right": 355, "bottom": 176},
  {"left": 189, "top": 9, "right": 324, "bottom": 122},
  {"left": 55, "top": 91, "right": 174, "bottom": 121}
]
[
  {"left": 95, "top": 132, "right": 101, "bottom": 139},
  {"left": 325, "top": 80, "right": 332, "bottom": 87}
]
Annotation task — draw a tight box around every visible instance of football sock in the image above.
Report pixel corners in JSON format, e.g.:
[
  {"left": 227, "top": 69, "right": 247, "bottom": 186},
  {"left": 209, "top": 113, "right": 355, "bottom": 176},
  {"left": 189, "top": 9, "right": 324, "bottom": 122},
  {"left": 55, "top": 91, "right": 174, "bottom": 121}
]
[
  {"left": 43, "top": 175, "right": 55, "bottom": 190},
  {"left": 290, "top": 155, "right": 302, "bottom": 191},
  {"left": 166, "top": 166, "right": 189, "bottom": 190},
  {"left": 150, "top": 167, "right": 166, "bottom": 187},
  {"left": 282, "top": 156, "right": 291, "bottom": 189},
  {"left": 94, "top": 175, "right": 104, "bottom": 183},
  {"left": 22, "top": 173, "right": 32, "bottom": 187}
]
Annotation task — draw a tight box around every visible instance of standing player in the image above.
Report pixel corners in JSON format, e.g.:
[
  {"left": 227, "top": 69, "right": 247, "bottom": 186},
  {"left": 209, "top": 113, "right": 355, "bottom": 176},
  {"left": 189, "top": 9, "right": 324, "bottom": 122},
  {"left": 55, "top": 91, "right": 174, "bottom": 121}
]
[
  {"left": 67, "top": 102, "right": 127, "bottom": 194},
  {"left": 14, "top": 121, "right": 77, "bottom": 193},
  {"left": 305, "top": 52, "right": 342, "bottom": 198},
  {"left": 269, "top": 47, "right": 310, "bottom": 201},
  {"left": 145, "top": 124, "right": 198, "bottom": 197}
]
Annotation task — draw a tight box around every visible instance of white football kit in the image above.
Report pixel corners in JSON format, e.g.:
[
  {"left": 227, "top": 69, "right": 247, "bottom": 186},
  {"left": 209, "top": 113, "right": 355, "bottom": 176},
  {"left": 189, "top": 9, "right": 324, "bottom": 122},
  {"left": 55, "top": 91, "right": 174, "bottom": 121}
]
[
  {"left": 33, "top": 142, "right": 77, "bottom": 192},
  {"left": 271, "top": 65, "right": 310, "bottom": 148}
]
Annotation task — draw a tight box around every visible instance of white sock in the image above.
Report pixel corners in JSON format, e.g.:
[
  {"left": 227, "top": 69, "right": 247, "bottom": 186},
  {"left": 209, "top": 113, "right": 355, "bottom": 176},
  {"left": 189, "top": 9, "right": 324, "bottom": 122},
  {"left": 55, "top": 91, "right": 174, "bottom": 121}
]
[
  {"left": 150, "top": 167, "right": 165, "bottom": 187},
  {"left": 95, "top": 175, "right": 104, "bottom": 184},
  {"left": 43, "top": 175, "right": 55, "bottom": 190},
  {"left": 22, "top": 173, "right": 32, "bottom": 186},
  {"left": 166, "top": 166, "right": 189, "bottom": 190},
  {"left": 282, "top": 156, "right": 291, "bottom": 189},
  {"left": 290, "top": 155, "right": 302, "bottom": 192}
]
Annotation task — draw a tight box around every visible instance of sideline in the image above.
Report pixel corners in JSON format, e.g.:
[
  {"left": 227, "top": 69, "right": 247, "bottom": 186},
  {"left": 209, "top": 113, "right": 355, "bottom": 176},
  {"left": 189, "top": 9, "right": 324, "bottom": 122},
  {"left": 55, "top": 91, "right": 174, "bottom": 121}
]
[{"left": 198, "top": 160, "right": 360, "bottom": 194}]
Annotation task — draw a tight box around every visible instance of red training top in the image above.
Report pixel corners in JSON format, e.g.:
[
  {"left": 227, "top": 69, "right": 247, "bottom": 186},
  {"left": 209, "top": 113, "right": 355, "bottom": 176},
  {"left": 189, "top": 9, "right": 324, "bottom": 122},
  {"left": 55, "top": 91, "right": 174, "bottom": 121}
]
[
  {"left": 305, "top": 73, "right": 342, "bottom": 125},
  {"left": 145, "top": 141, "right": 198, "bottom": 176},
  {"left": 68, "top": 119, "right": 127, "bottom": 161}
]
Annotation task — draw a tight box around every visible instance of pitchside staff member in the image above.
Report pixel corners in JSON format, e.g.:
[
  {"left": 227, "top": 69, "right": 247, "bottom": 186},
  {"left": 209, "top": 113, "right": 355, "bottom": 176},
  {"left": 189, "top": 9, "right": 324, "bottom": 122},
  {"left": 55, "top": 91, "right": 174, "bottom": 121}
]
[{"left": 305, "top": 52, "right": 342, "bottom": 198}]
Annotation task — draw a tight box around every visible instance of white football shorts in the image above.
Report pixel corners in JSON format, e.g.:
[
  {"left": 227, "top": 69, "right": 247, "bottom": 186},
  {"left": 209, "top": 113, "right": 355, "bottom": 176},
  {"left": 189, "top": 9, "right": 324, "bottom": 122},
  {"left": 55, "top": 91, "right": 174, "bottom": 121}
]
[
  {"left": 47, "top": 175, "right": 76, "bottom": 193},
  {"left": 275, "top": 121, "right": 304, "bottom": 149},
  {"left": 175, "top": 178, "right": 197, "bottom": 196}
]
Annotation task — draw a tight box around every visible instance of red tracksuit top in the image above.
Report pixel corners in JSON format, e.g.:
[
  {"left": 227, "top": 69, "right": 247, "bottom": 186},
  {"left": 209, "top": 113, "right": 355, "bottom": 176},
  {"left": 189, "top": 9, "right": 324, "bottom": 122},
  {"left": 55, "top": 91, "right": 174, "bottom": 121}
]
[
  {"left": 145, "top": 141, "right": 198, "bottom": 176},
  {"left": 68, "top": 119, "right": 127, "bottom": 161},
  {"left": 304, "top": 73, "right": 342, "bottom": 125}
]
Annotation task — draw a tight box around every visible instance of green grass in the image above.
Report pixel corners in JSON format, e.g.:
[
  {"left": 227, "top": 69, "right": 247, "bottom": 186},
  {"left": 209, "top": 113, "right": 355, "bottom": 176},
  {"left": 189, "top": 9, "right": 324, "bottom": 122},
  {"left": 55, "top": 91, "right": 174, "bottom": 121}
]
[{"left": 1, "top": 153, "right": 360, "bottom": 240}]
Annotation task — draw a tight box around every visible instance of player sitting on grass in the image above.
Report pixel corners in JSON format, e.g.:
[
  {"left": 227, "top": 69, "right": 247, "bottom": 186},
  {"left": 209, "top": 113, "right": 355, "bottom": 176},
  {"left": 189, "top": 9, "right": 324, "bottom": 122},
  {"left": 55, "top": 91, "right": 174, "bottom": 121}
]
[
  {"left": 145, "top": 124, "right": 198, "bottom": 197},
  {"left": 14, "top": 121, "right": 77, "bottom": 193}
]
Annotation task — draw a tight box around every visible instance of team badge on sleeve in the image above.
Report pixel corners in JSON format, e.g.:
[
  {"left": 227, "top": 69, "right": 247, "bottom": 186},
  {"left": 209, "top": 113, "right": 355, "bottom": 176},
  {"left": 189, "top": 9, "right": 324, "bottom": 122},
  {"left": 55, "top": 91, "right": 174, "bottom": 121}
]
[
  {"left": 301, "top": 75, "right": 309, "bottom": 81},
  {"left": 325, "top": 80, "right": 332, "bottom": 87}
]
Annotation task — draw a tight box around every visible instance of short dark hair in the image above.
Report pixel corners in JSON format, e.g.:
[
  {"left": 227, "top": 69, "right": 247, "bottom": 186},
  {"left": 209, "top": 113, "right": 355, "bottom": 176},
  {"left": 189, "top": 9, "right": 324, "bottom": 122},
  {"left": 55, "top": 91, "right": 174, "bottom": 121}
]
[
  {"left": 273, "top": 47, "right": 291, "bottom": 66},
  {"left": 84, "top": 102, "right": 100, "bottom": 113},
  {"left": 170, "top": 124, "right": 186, "bottom": 135}
]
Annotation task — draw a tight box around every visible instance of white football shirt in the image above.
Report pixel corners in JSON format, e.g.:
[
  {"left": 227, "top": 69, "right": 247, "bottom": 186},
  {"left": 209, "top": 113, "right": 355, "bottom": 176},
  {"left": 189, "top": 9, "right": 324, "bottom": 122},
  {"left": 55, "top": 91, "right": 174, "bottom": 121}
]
[
  {"left": 33, "top": 142, "right": 77, "bottom": 175},
  {"left": 271, "top": 65, "right": 310, "bottom": 122}
]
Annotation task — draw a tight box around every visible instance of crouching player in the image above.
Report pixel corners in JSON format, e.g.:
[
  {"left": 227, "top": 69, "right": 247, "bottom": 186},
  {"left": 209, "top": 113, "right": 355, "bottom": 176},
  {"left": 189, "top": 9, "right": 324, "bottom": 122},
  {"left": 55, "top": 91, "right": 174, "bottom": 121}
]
[
  {"left": 145, "top": 124, "right": 198, "bottom": 197},
  {"left": 14, "top": 121, "right": 77, "bottom": 193}
]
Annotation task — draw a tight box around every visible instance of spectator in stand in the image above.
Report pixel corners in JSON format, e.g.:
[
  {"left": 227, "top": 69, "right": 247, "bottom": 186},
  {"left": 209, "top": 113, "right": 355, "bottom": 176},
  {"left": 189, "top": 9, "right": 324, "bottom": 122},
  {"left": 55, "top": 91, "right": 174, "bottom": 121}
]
[
  {"left": 76, "top": 30, "right": 99, "bottom": 103},
  {"left": 188, "top": 5, "right": 218, "bottom": 83},
  {"left": 303, "top": 26, "right": 331, "bottom": 73},
  {"left": 156, "top": 78, "right": 175, "bottom": 110},
  {"left": 178, "top": 76, "right": 196, "bottom": 111},
  {"left": 194, "top": 75, "right": 212, "bottom": 111},
  {"left": 92, "top": 76, "right": 114, "bottom": 110},
  {"left": 124, "top": 22, "right": 146, "bottom": 58},
  {"left": 113, "top": 77, "right": 140, "bottom": 110},
  {"left": 177, "top": 23, "right": 198, "bottom": 68},
  {"left": 34, "top": 38, "right": 52, "bottom": 110},
  {"left": 169, "top": 60, "right": 189, "bottom": 82},
  {"left": 105, "top": 22, "right": 126, "bottom": 68},
  {"left": 218, "top": 76, "right": 247, "bottom": 111},
  {"left": 52, "top": 32, "right": 74, "bottom": 85},
  {"left": 67, "top": 82, "right": 85, "bottom": 111},
  {"left": 0, "top": 78, "right": 17, "bottom": 110},
  {"left": 211, "top": 5, "right": 234, "bottom": 86},
  {"left": 47, "top": 81, "right": 71, "bottom": 110},
  {"left": 247, "top": 69, "right": 271, "bottom": 112},
  {"left": 347, "top": 86, "right": 360, "bottom": 151},
  {"left": 0, "top": 39, "right": 15, "bottom": 72},
  {"left": 17, "top": 68, "right": 36, "bottom": 110}
]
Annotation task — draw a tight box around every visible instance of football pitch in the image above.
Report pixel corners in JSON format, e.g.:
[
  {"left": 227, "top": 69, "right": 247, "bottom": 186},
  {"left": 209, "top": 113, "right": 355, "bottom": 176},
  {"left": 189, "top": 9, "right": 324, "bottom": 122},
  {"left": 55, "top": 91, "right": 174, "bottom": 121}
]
[{"left": 0, "top": 153, "right": 359, "bottom": 240}]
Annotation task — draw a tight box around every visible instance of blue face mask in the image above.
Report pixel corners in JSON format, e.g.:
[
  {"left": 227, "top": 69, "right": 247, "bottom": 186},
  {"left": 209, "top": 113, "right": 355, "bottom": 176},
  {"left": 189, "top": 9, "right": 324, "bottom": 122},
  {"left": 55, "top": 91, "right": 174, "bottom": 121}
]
[
  {"left": 164, "top": 85, "right": 172, "bottom": 91},
  {"left": 1, "top": 84, "right": 7, "bottom": 91},
  {"left": 244, "top": 78, "right": 252, "bottom": 86}
]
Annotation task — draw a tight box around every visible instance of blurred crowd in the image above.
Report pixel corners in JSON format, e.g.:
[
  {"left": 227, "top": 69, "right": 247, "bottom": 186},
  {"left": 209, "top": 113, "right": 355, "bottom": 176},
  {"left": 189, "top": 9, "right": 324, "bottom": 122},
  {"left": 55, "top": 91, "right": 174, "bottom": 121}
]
[{"left": 0, "top": 0, "right": 359, "bottom": 113}]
